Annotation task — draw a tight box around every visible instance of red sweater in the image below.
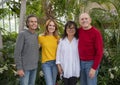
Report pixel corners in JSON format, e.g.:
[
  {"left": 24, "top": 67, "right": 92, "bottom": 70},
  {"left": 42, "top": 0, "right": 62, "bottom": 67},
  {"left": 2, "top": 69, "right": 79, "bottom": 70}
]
[{"left": 78, "top": 26, "right": 103, "bottom": 70}]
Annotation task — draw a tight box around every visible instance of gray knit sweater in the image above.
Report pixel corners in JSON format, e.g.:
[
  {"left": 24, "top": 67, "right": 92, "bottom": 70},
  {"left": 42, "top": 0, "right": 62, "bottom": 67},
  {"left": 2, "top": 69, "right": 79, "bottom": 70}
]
[{"left": 14, "top": 29, "right": 39, "bottom": 70}]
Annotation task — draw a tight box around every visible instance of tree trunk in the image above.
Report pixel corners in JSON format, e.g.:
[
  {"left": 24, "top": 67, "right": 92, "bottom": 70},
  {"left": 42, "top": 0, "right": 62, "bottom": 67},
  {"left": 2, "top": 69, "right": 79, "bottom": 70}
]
[{"left": 18, "top": 0, "right": 26, "bottom": 32}]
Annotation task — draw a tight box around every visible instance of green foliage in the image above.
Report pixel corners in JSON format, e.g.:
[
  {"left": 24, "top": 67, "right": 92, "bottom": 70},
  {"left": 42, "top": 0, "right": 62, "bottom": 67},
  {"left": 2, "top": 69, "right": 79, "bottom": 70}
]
[
  {"left": 35, "top": 62, "right": 46, "bottom": 85},
  {"left": 0, "top": 31, "right": 18, "bottom": 85},
  {"left": 98, "top": 55, "right": 120, "bottom": 85},
  {"left": 6, "top": 0, "right": 20, "bottom": 17},
  {"left": 1, "top": 0, "right": 120, "bottom": 85},
  {"left": 0, "top": 8, "right": 10, "bottom": 19},
  {"left": 26, "top": 0, "right": 44, "bottom": 17}
]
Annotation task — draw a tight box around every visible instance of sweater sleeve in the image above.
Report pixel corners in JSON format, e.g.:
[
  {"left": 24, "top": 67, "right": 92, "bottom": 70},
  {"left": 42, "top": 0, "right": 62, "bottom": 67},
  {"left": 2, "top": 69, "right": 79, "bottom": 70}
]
[
  {"left": 14, "top": 32, "right": 24, "bottom": 70},
  {"left": 92, "top": 30, "right": 103, "bottom": 70}
]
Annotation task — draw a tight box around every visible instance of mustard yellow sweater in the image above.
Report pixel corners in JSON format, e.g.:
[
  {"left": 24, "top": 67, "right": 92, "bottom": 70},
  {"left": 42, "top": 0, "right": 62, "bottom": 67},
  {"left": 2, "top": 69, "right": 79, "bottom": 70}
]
[{"left": 38, "top": 35, "right": 59, "bottom": 63}]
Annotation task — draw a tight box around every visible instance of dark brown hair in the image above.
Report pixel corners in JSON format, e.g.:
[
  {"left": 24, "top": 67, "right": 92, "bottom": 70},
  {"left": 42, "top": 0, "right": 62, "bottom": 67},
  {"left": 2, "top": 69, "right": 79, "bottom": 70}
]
[{"left": 62, "top": 21, "right": 78, "bottom": 39}]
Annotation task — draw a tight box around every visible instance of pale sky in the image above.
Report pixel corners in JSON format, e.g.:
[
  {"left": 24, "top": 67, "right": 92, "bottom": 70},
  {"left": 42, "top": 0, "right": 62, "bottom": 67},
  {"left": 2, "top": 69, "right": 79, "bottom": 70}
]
[{"left": 0, "top": 0, "right": 19, "bottom": 32}]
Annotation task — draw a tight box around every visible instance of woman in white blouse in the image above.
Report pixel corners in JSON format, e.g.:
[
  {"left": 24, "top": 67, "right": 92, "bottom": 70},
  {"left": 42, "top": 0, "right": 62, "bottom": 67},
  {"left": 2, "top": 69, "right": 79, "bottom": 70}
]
[{"left": 56, "top": 21, "right": 80, "bottom": 85}]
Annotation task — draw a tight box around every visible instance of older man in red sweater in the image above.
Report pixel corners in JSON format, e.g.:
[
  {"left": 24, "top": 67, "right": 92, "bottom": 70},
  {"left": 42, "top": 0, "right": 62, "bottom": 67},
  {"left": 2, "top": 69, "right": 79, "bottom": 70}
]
[{"left": 78, "top": 13, "right": 103, "bottom": 85}]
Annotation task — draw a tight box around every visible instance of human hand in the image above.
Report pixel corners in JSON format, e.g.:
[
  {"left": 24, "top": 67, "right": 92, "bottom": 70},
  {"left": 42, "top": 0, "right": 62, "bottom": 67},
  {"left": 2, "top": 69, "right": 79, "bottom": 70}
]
[
  {"left": 89, "top": 68, "right": 96, "bottom": 79},
  {"left": 17, "top": 70, "right": 24, "bottom": 77},
  {"left": 57, "top": 64, "right": 63, "bottom": 74}
]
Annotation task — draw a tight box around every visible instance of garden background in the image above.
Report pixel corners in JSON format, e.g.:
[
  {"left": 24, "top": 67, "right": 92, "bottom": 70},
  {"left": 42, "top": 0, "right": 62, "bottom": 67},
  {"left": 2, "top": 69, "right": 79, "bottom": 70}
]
[{"left": 0, "top": 0, "right": 120, "bottom": 85}]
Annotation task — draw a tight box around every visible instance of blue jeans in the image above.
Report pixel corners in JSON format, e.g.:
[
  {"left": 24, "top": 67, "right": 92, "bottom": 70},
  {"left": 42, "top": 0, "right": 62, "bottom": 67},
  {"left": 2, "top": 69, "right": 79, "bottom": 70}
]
[
  {"left": 42, "top": 60, "right": 58, "bottom": 85},
  {"left": 80, "top": 61, "right": 99, "bottom": 85},
  {"left": 20, "top": 68, "right": 37, "bottom": 85}
]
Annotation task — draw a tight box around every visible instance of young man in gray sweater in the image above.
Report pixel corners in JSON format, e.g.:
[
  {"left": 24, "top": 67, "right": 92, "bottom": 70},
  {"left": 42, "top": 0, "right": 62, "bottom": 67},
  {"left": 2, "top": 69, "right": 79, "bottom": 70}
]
[{"left": 14, "top": 15, "right": 39, "bottom": 85}]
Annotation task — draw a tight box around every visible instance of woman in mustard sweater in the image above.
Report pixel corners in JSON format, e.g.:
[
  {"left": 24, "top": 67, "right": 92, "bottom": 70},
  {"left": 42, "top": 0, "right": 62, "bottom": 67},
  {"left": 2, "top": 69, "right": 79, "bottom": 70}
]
[{"left": 38, "top": 19, "right": 59, "bottom": 85}]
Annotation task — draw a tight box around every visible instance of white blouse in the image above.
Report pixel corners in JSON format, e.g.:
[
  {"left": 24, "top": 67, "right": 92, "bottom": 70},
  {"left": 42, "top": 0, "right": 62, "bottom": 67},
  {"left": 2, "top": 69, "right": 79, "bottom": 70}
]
[{"left": 56, "top": 37, "right": 80, "bottom": 78}]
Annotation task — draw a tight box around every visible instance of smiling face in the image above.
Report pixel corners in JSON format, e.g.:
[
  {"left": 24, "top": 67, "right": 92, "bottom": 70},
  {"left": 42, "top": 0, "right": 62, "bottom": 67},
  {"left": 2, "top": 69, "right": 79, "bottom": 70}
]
[
  {"left": 66, "top": 25, "right": 76, "bottom": 37},
  {"left": 62, "top": 21, "right": 78, "bottom": 39},
  {"left": 79, "top": 13, "right": 92, "bottom": 30},
  {"left": 27, "top": 17, "right": 38, "bottom": 30},
  {"left": 45, "top": 19, "right": 58, "bottom": 36},
  {"left": 47, "top": 21, "right": 56, "bottom": 34}
]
